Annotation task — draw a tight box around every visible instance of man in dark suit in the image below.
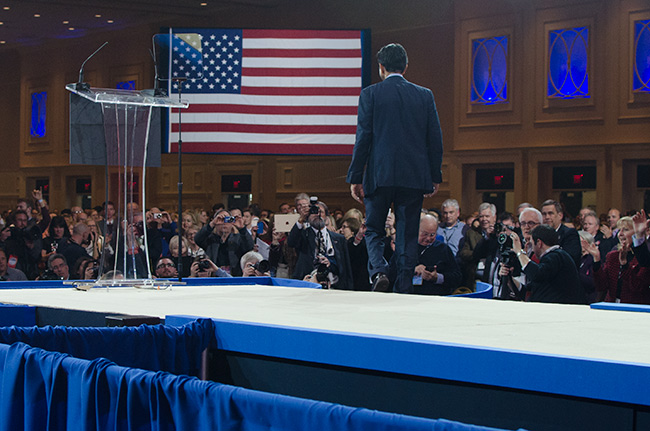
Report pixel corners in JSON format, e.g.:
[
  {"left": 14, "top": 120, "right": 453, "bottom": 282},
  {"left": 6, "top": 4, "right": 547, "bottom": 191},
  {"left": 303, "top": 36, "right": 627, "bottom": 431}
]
[
  {"left": 287, "top": 200, "right": 353, "bottom": 290},
  {"left": 511, "top": 225, "right": 585, "bottom": 304},
  {"left": 541, "top": 199, "right": 581, "bottom": 267},
  {"left": 346, "top": 43, "right": 443, "bottom": 294}
]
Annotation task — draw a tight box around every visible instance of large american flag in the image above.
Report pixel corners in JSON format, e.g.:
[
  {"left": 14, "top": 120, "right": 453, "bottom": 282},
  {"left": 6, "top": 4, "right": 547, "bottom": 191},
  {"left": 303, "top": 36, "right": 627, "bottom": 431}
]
[{"left": 166, "top": 28, "right": 367, "bottom": 155}]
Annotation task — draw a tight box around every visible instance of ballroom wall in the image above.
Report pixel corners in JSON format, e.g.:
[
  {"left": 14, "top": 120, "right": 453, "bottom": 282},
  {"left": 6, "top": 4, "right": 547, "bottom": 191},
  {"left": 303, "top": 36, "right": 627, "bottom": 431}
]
[{"left": 0, "top": 0, "right": 648, "bottom": 218}]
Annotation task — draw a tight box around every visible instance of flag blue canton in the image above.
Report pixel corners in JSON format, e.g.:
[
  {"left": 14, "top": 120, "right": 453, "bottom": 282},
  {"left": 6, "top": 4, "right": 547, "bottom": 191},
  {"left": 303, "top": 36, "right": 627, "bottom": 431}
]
[{"left": 172, "top": 29, "right": 243, "bottom": 94}]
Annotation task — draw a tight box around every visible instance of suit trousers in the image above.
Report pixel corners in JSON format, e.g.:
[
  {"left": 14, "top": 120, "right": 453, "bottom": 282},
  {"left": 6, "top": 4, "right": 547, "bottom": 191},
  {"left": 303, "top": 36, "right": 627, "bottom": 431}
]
[{"left": 364, "top": 187, "right": 423, "bottom": 293}]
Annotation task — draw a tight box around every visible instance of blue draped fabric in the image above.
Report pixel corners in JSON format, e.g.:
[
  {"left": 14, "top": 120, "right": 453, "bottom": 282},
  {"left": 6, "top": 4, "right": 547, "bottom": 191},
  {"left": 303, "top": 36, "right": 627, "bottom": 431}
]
[
  {"left": 0, "top": 318, "right": 214, "bottom": 376},
  {"left": 0, "top": 342, "right": 521, "bottom": 431}
]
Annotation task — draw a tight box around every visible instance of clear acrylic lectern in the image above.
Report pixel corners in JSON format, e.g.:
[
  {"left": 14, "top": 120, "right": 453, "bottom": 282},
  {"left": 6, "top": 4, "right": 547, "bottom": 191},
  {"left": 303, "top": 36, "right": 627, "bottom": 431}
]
[{"left": 66, "top": 84, "right": 188, "bottom": 290}]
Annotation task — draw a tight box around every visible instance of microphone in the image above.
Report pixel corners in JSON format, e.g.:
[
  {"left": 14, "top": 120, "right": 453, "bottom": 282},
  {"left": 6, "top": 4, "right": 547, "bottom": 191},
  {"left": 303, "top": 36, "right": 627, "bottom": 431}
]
[{"left": 76, "top": 42, "right": 108, "bottom": 91}]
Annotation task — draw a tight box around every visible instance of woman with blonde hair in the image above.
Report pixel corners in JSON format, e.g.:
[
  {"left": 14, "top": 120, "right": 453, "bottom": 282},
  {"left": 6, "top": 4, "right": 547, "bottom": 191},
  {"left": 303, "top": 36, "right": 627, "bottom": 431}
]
[
  {"left": 584, "top": 213, "right": 650, "bottom": 304},
  {"left": 181, "top": 210, "right": 200, "bottom": 233}
]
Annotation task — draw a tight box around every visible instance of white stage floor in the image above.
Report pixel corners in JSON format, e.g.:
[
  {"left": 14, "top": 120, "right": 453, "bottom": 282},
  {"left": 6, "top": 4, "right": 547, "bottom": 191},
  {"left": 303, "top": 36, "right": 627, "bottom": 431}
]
[{"left": 0, "top": 284, "right": 649, "bottom": 366}]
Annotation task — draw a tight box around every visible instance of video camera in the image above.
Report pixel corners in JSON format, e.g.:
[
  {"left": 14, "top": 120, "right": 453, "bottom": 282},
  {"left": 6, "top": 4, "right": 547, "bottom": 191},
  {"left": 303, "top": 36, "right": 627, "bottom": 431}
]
[
  {"left": 9, "top": 224, "right": 42, "bottom": 242},
  {"left": 494, "top": 222, "right": 520, "bottom": 274}
]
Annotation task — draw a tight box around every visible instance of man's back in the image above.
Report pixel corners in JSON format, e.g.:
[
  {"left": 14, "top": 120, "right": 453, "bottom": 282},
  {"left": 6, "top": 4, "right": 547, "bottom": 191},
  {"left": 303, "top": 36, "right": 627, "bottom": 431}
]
[
  {"left": 347, "top": 75, "right": 442, "bottom": 195},
  {"left": 525, "top": 248, "right": 585, "bottom": 304}
]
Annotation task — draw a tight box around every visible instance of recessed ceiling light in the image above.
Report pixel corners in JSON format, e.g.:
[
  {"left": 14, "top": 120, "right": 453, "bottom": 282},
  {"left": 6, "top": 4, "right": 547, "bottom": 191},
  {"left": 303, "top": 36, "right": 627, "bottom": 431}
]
[
  {"left": 107, "top": 20, "right": 114, "bottom": 24},
  {"left": 33, "top": 13, "right": 40, "bottom": 18},
  {"left": 62, "top": 20, "right": 69, "bottom": 24},
  {"left": 94, "top": 14, "right": 101, "bottom": 18},
  {"left": 68, "top": 27, "right": 75, "bottom": 31},
  {"left": 2, "top": 6, "right": 9, "bottom": 10},
  {"left": 0, "top": 22, "right": 3, "bottom": 26},
  {"left": 200, "top": 2, "right": 207, "bottom": 6},
  {"left": 0, "top": 41, "right": 5, "bottom": 44}
]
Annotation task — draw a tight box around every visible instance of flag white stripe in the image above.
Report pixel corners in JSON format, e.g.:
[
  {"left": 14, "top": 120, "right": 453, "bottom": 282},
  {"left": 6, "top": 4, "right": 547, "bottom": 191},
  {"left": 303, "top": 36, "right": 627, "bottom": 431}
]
[
  {"left": 171, "top": 112, "right": 357, "bottom": 125},
  {"left": 169, "top": 132, "right": 355, "bottom": 144},
  {"left": 181, "top": 93, "right": 359, "bottom": 106},
  {"left": 241, "top": 76, "right": 361, "bottom": 88},
  {"left": 243, "top": 38, "right": 361, "bottom": 50},
  {"left": 242, "top": 57, "right": 362, "bottom": 69}
]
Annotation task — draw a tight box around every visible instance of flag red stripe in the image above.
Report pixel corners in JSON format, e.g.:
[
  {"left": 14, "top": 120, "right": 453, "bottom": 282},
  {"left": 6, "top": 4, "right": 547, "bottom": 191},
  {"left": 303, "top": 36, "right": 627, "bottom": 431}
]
[
  {"left": 171, "top": 123, "right": 356, "bottom": 134},
  {"left": 243, "top": 48, "right": 361, "bottom": 58},
  {"left": 243, "top": 29, "right": 360, "bottom": 39},
  {"left": 179, "top": 104, "right": 358, "bottom": 115},
  {"left": 242, "top": 68, "right": 360, "bottom": 77},
  {"left": 169, "top": 142, "right": 354, "bottom": 155},
  {"left": 240, "top": 87, "right": 360, "bottom": 96}
]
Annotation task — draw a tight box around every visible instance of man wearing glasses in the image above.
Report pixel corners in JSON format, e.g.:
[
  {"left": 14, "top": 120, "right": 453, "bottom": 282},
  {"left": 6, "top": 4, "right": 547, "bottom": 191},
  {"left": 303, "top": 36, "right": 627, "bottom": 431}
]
[
  {"left": 407, "top": 214, "right": 461, "bottom": 296},
  {"left": 496, "top": 207, "right": 544, "bottom": 300},
  {"left": 155, "top": 257, "right": 178, "bottom": 278}
]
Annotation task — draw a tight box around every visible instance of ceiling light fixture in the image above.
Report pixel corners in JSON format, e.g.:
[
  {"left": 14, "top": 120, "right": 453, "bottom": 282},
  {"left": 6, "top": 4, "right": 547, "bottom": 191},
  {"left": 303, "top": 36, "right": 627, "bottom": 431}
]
[
  {"left": 107, "top": 20, "right": 114, "bottom": 24},
  {"left": 200, "top": 2, "right": 207, "bottom": 6},
  {"left": 2, "top": 6, "right": 9, "bottom": 10},
  {"left": 68, "top": 27, "right": 75, "bottom": 31},
  {"left": 0, "top": 41, "right": 5, "bottom": 44},
  {"left": 95, "top": 14, "right": 101, "bottom": 18},
  {"left": 62, "top": 20, "right": 69, "bottom": 24},
  {"left": 33, "top": 13, "right": 40, "bottom": 18}
]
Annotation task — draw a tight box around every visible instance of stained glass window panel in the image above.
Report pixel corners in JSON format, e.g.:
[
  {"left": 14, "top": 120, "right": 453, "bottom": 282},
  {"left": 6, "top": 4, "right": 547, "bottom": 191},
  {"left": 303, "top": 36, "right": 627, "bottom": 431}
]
[
  {"left": 548, "top": 27, "right": 590, "bottom": 99},
  {"left": 116, "top": 80, "right": 136, "bottom": 90},
  {"left": 634, "top": 20, "right": 650, "bottom": 93},
  {"left": 30, "top": 91, "right": 47, "bottom": 138},
  {"left": 471, "top": 36, "right": 508, "bottom": 104}
]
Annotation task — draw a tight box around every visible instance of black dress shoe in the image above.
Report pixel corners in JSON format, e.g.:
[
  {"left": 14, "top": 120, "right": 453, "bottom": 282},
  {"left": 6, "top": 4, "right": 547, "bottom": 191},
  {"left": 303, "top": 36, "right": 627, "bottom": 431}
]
[{"left": 372, "top": 273, "right": 390, "bottom": 292}]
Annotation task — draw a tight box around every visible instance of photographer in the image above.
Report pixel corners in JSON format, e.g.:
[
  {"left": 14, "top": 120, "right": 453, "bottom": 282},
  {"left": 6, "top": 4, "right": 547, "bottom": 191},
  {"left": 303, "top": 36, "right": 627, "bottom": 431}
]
[
  {"left": 287, "top": 197, "right": 352, "bottom": 290},
  {"left": 240, "top": 251, "right": 271, "bottom": 277},
  {"left": 189, "top": 256, "right": 231, "bottom": 278},
  {"left": 472, "top": 212, "right": 519, "bottom": 296},
  {"left": 496, "top": 208, "right": 544, "bottom": 300},
  {"left": 1, "top": 209, "right": 43, "bottom": 280},
  {"left": 194, "top": 209, "right": 252, "bottom": 276},
  {"left": 147, "top": 207, "right": 176, "bottom": 257},
  {"left": 45, "top": 254, "right": 69, "bottom": 280}
]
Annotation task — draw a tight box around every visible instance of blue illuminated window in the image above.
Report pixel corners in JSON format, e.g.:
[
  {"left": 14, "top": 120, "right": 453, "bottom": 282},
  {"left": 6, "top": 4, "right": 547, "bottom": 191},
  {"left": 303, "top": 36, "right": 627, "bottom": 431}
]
[
  {"left": 548, "top": 27, "right": 590, "bottom": 99},
  {"left": 116, "top": 80, "right": 136, "bottom": 90},
  {"left": 30, "top": 91, "right": 47, "bottom": 138},
  {"left": 634, "top": 20, "right": 650, "bottom": 93},
  {"left": 471, "top": 36, "right": 508, "bottom": 104}
]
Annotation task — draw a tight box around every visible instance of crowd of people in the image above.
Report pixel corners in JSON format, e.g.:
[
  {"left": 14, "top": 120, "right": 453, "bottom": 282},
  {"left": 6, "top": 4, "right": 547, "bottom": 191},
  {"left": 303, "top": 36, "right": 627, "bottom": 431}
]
[{"left": 1, "top": 189, "right": 649, "bottom": 305}]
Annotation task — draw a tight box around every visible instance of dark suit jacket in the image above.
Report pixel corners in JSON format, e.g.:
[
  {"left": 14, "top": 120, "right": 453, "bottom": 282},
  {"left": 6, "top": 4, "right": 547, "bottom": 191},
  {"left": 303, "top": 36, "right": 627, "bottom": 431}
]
[
  {"left": 523, "top": 247, "right": 586, "bottom": 304},
  {"left": 557, "top": 224, "right": 581, "bottom": 267},
  {"left": 287, "top": 225, "right": 353, "bottom": 290},
  {"left": 346, "top": 74, "right": 443, "bottom": 195},
  {"left": 413, "top": 241, "right": 462, "bottom": 295}
]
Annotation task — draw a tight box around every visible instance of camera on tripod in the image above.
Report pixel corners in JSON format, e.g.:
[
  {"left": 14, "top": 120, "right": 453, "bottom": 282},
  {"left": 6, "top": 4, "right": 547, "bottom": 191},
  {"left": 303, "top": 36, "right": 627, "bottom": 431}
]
[{"left": 494, "top": 222, "right": 519, "bottom": 274}]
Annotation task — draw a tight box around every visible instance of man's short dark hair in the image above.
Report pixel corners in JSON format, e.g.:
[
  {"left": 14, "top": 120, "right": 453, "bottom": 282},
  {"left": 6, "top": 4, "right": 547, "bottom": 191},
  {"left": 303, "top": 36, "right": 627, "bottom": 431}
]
[
  {"left": 531, "top": 225, "right": 559, "bottom": 247},
  {"left": 13, "top": 209, "right": 28, "bottom": 219},
  {"left": 17, "top": 198, "right": 32, "bottom": 209},
  {"left": 541, "top": 199, "right": 563, "bottom": 215},
  {"left": 377, "top": 43, "right": 408, "bottom": 73},
  {"left": 498, "top": 212, "right": 516, "bottom": 224}
]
